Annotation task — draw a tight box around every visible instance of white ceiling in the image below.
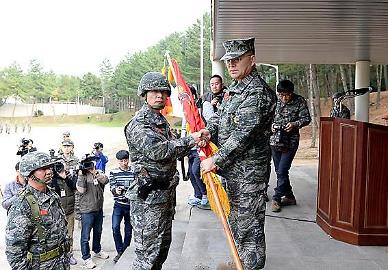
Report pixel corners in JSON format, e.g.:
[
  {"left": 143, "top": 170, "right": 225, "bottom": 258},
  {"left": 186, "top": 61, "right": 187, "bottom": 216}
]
[{"left": 212, "top": 0, "right": 388, "bottom": 64}]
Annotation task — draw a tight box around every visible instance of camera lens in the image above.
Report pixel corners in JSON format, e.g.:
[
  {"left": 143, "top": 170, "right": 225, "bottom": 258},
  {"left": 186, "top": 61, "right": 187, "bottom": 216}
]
[{"left": 54, "top": 163, "right": 65, "bottom": 173}]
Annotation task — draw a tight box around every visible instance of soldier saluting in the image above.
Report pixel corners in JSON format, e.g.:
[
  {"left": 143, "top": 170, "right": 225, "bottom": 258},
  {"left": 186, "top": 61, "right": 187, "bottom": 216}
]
[{"left": 6, "top": 151, "right": 70, "bottom": 270}]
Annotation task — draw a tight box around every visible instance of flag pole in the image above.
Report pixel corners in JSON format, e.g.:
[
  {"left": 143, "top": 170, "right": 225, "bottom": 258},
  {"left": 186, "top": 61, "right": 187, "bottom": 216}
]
[
  {"left": 164, "top": 51, "right": 244, "bottom": 270},
  {"left": 204, "top": 173, "right": 244, "bottom": 270}
]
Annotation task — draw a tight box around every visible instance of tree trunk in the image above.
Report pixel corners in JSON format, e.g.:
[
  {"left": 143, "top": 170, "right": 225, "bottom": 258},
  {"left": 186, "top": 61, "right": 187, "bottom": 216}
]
[
  {"left": 314, "top": 65, "right": 321, "bottom": 121},
  {"left": 376, "top": 64, "right": 382, "bottom": 108},
  {"left": 339, "top": 64, "right": 348, "bottom": 93},
  {"left": 384, "top": 65, "right": 388, "bottom": 91},
  {"left": 348, "top": 64, "right": 355, "bottom": 114},
  {"left": 308, "top": 64, "right": 318, "bottom": 148}
]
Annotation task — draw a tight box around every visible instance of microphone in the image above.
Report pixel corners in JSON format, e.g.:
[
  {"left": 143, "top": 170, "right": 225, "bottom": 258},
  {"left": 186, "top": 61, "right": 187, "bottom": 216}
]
[{"left": 346, "top": 86, "right": 373, "bottom": 96}]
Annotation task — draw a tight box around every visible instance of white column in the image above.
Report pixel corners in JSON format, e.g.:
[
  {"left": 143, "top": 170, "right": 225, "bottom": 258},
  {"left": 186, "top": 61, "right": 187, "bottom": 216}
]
[
  {"left": 211, "top": 60, "right": 225, "bottom": 79},
  {"left": 355, "top": 60, "right": 370, "bottom": 122}
]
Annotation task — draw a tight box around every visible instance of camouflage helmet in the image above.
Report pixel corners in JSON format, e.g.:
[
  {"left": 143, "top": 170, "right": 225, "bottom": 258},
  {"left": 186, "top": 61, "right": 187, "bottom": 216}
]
[
  {"left": 19, "top": 151, "right": 56, "bottom": 177},
  {"left": 137, "top": 72, "right": 171, "bottom": 97}
]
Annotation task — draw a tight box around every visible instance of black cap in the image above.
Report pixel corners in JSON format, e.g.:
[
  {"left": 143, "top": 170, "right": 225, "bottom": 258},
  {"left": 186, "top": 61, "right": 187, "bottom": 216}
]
[
  {"left": 277, "top": 79, "right": 294, "bottom": 93},
  {"left": 116, "top": 150, "right": 129, "bottom": 160},
  {"left": 94, "top": 142, "right": 103, "bottom": 149}
]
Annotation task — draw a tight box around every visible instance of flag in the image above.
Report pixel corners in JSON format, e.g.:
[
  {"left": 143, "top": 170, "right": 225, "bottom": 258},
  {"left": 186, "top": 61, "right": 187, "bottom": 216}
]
[
  {"left": 168, "top": 58, "right": 230, "bottom": 217},
  {"left": 160, "top": 62, "right": 174, "bottom": 116}
]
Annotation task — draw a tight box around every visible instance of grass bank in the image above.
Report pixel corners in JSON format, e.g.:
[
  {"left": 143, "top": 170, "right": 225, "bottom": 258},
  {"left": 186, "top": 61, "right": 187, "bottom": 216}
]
[{"left": 1, "top": 111, "right": 183, "bottom": 128}]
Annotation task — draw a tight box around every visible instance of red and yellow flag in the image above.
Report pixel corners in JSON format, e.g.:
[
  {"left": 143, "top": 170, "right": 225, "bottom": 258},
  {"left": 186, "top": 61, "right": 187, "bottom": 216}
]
[{"left": 167, "top": 58, "right": 230, "bottom": 217}]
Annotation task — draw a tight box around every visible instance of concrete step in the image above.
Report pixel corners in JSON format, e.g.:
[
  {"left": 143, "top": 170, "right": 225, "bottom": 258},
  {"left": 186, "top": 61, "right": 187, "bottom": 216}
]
[
  {"left": 104, "top": 206, "right": 231, "bottom": 270},
  {"left": 178, "top": 207, "right": 231, "bottom": 270}
]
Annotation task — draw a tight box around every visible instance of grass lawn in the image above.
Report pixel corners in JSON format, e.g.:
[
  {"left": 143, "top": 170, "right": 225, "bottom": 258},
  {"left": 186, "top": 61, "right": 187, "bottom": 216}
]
[{"left": 1, "top": 111, "right": 183, "bottom": 128}]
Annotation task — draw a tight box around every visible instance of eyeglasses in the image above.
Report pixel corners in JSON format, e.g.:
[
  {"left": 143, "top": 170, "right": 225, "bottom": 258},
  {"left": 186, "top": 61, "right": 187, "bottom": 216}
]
[
  {"left": 278, "top": 93, "right": 292, "bottom": 98},
  {"left": 224, "top": 54, "right": 253, "bottom": 66}
]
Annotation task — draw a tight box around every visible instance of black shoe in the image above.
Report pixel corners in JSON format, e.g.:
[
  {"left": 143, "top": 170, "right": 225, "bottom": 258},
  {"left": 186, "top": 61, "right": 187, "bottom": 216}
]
[
  {"left": 113, "top": 252, "right": 123, "bottom": 263},
  {"left": 281, "top": 197, "right": 297, "bottom": 206},
  {"left": 271, "top": 200, "right": 281, "bottom": 212}
]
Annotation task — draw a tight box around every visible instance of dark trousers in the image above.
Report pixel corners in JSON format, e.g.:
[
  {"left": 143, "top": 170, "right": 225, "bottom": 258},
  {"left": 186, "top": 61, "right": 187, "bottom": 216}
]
[
  {"left": 112, "top": 202, "right": 132, "bottom": 254},
  {"left": 188, "top": 150, "right": 206, "bottom": 198},
  {"left": 80, "top": 209, "right": 103, "bottom": 260},
  {"left": 271, "top": 147, "right": 298, "bottom": 202}
]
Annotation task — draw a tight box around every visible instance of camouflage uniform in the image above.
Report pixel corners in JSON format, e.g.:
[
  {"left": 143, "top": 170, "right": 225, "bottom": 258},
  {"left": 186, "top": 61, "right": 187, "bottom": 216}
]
[
  {"left": 270, "top": 94, "right": 311, "bottom": 150},
  {"left": 5, "top": 152, "right": 70, "bottom": 270},
  {"left": 124, "top": 72, "right": 195, "bottom": 270},
  {"left": 207, "top": 48, "right": 276, "bottom": 269},
  {"left": 330, "top": 104, "right": 351, "bottom": 119},
  {"left": 270, "top": 93, "right": 311, "bottom": 203},
  {"left": 59, "top": 150, "right": 81, "bottom": 221}
]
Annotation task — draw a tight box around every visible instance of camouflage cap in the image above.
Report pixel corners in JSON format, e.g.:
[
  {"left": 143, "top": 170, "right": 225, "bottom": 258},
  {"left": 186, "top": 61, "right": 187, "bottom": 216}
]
[
  {"left": 220, "top": 37, "right": 255, "bottom": 61},
  {"left": 62, "top": 139, "right": 74, "bottom": 146},
  {"left": 19, "top": 151, "right": 56, "bottom": 177},
  {"left": 137, "top": 72, "right": 171, "bottom": 97},
  {"left": 63, "top": 131, "right": 70, "bottom": 136}
]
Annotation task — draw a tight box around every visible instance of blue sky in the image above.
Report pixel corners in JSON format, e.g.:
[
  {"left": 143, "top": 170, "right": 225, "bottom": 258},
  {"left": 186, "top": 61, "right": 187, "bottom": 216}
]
[{"left": 0, "top": 0, "right": 210, "bottom": 75}]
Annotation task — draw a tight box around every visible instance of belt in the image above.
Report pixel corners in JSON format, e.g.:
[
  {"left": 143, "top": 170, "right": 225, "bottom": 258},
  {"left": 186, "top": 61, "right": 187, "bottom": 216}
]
[{"left": 27, "top": 243, "right": 66, "bottom": 262}]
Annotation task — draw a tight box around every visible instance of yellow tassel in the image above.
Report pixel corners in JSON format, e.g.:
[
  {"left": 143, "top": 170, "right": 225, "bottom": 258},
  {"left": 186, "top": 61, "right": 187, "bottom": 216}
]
[
  {"left": 202, "top": 172, "right": 230, "bottom": 217},
  {"left": 168, "top": 67, "right": 174, "bottom": 82}
]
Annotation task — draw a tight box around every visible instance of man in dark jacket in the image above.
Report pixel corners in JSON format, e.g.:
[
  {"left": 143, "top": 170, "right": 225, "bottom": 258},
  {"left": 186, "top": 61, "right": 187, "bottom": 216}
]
[
  {"left": 50, "top": 158, "right": 78, "bottom": 265},
  {"left": 270, "top": 79, "right": 311, "bottom": 212}
]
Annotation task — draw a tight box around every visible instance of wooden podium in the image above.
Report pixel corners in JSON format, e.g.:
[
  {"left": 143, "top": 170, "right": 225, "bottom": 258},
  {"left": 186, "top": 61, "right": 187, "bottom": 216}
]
[{"left": 317, "top": 117, "right": 388, "bottom": 245}]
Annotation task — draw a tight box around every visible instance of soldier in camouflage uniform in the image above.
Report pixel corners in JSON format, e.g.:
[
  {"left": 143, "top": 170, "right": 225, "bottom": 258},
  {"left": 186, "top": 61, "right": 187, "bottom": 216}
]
[
  {"left": 201, "top": 38, "right": 277, "bottom": 270},
  {"left": 329, "top": 92, "right": 351, "bottom": 119},
  {"left": 59, "top": 139, "right": 81, "bottom": 247},
  {"left": 269, "top": 79, "right": 311, "bottom": 212},
  {"left": 124, "top": 72, "right": 208, "bottom": 270},
  {"left": 6, "top": 151, "right": 70, "bottom": 270}
]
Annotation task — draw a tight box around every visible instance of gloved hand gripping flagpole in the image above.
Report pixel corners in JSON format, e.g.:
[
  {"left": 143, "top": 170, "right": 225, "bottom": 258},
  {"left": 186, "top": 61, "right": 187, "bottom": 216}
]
[{"left": 164, "top": 51, "right": 244, "bottom": 270}]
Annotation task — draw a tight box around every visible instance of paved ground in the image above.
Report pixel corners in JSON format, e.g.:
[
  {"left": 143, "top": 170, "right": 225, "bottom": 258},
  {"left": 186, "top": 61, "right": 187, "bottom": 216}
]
[
  {"left": 108, "top": 159, "right": 388, "bottom": 270},
  {"left": 1, "top": 125, "right": 387, "bottom": 269}
]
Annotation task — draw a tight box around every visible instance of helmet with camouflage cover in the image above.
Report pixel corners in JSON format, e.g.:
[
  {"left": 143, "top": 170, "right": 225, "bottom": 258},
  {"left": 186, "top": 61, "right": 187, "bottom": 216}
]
[
  {"left": 20, "top": 151, "right": 56, "bottom": 177},
  {"left": 137, "top": 72, "right": 171, "bottom": 97}
]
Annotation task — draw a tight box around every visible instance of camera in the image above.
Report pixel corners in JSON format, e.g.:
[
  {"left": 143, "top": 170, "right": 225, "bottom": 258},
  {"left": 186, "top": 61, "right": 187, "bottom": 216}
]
[
  {"left": 79, "top": 154, "right": 99, "bottom": 171},
  {"left": 53, "top": 161, "right": 65, "bottom": 174},
  {"left": 271, "top": 123, "right": 289, "bottom": 151},
  {"left": 49, "top": 149, "right": 56, "bottom": 158},
  {"left": 16, "top": 138, "right": 36, "bottom": 157},
  {"left": 21, "top": 138, "right": 30, "bottom": 146},
  {"left": 272, "top": 123, "right": 285, "bottom": 131}
]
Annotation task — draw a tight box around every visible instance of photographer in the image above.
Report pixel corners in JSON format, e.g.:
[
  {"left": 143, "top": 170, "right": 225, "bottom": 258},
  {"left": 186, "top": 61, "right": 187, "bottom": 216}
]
[
  {"left": 76, "top": 154, "right": 109, "bottom": 268},
  {"left": 330, "top": 92, "right": 351, "bottom": 119},
  {"left": 16, "top": 138, "right": 37, "bottom": 157},
  {"left": 109, "top": 150, "right": 134, "bottom": 263},
  {"left": 50, "top": 158, "right": 78, "bottom": 265},
  {"left": 201, "top": 74, "right": 226, "bottom": 123},
  {"left": 93, "top": 142, "right": 108, "bottom": 173},
  {"left": 2, "top": 162, "right": 25, "bottom": 211},
  {"left": 270, "top": 80, "right": 311, "bottom": 212}
]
